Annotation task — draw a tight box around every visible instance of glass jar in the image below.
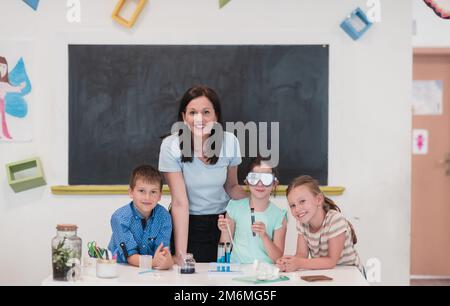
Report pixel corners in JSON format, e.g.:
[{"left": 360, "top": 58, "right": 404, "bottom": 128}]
[
  {"left": 179, "top": 253, "right": 196, "bottom": 274},
  {"left": 51, "top": 224, "right": 82, "bottom": 281}
]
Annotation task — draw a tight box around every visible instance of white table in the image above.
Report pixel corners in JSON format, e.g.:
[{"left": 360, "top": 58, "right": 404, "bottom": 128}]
[{"left": 42, "top": 263, "right": 369, "bottom": 286}]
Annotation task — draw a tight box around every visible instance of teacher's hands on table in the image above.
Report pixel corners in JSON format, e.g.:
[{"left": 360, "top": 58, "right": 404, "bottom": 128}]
[{"left": 174, "top": 252, "right": 186, "bottom": 266}]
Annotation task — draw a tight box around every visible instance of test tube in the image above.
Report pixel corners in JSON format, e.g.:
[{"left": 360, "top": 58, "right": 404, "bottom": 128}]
[
  {"left": 217, "top": 243, "right": 224, "bottom": 271},
  {"left": 250, "top": 208, "right": 256, "bottom": 237},
  {"left": 221, "top": 243, "right": 226, "bottom": 272},
  {"left": 225, "top": 242, "right": 231, "bottom": 272}
]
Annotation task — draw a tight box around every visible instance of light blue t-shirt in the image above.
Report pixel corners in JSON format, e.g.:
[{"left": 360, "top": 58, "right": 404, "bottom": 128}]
[
  {"left": 226, "top": 198, "right": 288, "bottom": 264},
  {"left": 158, "top": 131, "right": 241, "bottom": 215}
]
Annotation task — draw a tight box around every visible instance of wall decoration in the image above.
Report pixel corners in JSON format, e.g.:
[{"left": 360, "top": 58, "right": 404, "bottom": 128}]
[
  {"left": 6, "top": 157, "right": 46, "bottom": 193},
  {"left": 219, "top": 0, "right": 231, "bottom": 9},
  {"left": 0, "top": 43, "right": 33, "bottom": 142},
  {"left": 412, "top": 129, "right": 429, "bottom": 155},
  {"left": 340, "top": 7, "right": 373, "bottom": 41},
  {"left": 22, "top": 0, "right": 40, "bottom": 11},
  {"left": 413, "top": 80, "right": 443, "bottom": 115},
  {"left": 423, "top": 0, "right": 450, "bottom": 19},
  {"left": 112, "top": 0, "right": 148, "bottom": 28}
]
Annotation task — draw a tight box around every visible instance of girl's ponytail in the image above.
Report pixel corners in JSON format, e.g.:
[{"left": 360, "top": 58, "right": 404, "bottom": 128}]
[
  {"left": 323, "top": 196, "right": 341, "bottom": 213},
  {"left": 287, "top": 175, "right": 357, "bottom": 244}
]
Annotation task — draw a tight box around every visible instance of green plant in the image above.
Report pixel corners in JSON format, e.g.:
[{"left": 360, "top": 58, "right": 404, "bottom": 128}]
[{"left": 52, "top": 238, "right": 73, "bottom": 280}]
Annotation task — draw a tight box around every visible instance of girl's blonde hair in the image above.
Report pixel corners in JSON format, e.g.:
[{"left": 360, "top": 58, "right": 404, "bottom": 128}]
[{"left": 286, "top": 175, "right": 357, "bottom": 244}]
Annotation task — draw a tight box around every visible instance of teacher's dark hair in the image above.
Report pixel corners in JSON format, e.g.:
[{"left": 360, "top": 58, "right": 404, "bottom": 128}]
[{"left": 177, "top": 85, "right": 224, "bottom": 165}]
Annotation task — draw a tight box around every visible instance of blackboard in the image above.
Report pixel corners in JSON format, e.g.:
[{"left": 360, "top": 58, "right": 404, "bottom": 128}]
[{"left": 69, "top": 45, "right": 328, "bottom": 185}]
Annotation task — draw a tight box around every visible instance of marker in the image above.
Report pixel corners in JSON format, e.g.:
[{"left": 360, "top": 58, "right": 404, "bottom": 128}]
[
  {"left": 120, "top": 242, "right": 129, "bottom": 258},
  {"left": 250, "top": 208, "right": 256, "bottom": 237},
  {"left": 148, "top": 237, "right": 156, "bottom": 252}
]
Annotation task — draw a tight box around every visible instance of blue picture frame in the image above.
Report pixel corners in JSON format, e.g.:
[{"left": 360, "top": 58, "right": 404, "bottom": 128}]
[{"left": 340, "top": 7, "right": 373, "bottom": 41}]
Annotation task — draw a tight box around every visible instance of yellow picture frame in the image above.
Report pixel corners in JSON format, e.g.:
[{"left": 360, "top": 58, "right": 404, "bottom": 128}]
[{"left": 112, "top": 0, "right": 148, "bottom": 28}]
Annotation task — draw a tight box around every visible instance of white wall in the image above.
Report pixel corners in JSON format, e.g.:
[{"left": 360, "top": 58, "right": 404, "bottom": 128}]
[
  {"left": 0, "top": 0, "right": 412, "bottom": 285},
  {"left": 413, "top": 0, "right": 450, "bottom": 47}
]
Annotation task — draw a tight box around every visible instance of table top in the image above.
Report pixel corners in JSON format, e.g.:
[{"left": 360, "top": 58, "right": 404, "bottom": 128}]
[{"left": 42, "top": 263, "right": 369, "bottom": 286}]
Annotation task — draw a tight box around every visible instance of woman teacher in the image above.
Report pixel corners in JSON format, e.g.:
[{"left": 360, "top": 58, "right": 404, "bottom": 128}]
[{"left": 159, "top": 85, "right": 247, "bottom": 262}]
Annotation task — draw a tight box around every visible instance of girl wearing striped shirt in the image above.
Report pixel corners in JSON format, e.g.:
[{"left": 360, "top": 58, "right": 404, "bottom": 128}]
[{"left": 277, "top": 175, "right": 362, "bottom": 272}]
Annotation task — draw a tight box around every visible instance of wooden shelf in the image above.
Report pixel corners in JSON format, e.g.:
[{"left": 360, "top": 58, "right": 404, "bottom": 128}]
[
  {"left": 51, "top": 185, "right": 345, "bottom": 196},
  {"left": 7, "top": 157, "right": 46, "bottom": 193}
]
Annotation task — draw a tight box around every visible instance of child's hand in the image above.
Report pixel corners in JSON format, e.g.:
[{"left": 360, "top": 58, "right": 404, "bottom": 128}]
[
  {"left": 19, "top": 82, "right": 26, "bottom": 90},
  {"left": 276, "top": 256, "right": 302, "bottom": 272},
  {"left": 155, "top": 250, "right": 173, "bottom": 270},
  {"left": 153, "top": 243, "right": 173, "bottom": 270},
  {"left": 276, "top": 258, "right": 286, "bottom": 271},
  {"left": 218, "top": 214, "right": 228, "bottom": 232},
  {"left": 251, "top": 221, "right": 268, "bottom": 239},
  {"left": 152, "top": 243, "right": 164, "bottom": 267}
]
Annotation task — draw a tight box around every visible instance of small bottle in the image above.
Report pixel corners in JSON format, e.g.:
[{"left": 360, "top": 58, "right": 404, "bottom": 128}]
[
  {"left": 179, "top": 253, "right": 196, "bottom": 274},
  {"left": 51, "top": 224, "right": 82, "bottom": 281}
]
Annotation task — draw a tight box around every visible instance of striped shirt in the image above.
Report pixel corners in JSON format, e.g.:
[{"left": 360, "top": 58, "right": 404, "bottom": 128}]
[{"left": 296, "top": 210, "right": 362, "bottom": 271}]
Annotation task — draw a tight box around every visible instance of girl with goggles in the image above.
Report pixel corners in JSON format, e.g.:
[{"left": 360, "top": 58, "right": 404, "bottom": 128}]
[
  {"left": 245, "top": 172, "right": 278, "bottom": 187},
  {"left": 217, "top": 157, "right": 287, "bottom": 264}
]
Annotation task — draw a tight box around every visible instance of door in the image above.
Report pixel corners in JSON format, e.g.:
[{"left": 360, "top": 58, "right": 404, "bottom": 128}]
[{"left": 412, "top": 50, "right": 450, "bottom": 276}]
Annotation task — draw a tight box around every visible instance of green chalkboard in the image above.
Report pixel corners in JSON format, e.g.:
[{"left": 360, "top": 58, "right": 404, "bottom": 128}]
[{"left": 69, "top": 45, "right": 328, "bottom": 185}]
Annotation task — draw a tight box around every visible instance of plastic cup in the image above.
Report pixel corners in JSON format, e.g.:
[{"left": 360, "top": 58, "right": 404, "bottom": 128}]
[
  {"left": 139, "top": 255, "right": 153, "bottom": 272},
  {"left": 96, "top": 259, "right": 117, "bottom": 279}
]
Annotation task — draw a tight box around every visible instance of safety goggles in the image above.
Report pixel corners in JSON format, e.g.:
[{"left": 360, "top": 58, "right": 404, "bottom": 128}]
[{"left": 246, "top": 172, "right": 277, "bottom": 186}]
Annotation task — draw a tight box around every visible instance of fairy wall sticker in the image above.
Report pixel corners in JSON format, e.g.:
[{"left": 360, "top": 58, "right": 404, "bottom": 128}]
[{"left": 0, "top": 55, "right": 32, "bottom": 142}]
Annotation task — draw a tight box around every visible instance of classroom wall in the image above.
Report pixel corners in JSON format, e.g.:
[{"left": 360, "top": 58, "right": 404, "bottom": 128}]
[
  {"left": 413, "top": 0, "right": 450, "bottom": 47},
  {"left": 0, "top": 0, "right": 412, "bottom": 285}
]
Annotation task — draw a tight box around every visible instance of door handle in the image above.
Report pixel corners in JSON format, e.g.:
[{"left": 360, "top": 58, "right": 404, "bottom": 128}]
[
  {"left": 438, "top": 153, "right": 450, "bottom": 165},
  {"left": 438, "top": 153, "right": 450, "bottom": 176}
]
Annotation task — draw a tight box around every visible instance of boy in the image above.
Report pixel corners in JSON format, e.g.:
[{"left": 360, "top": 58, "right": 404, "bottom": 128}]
[{"left": 108, "top": 165, "right": 173, "bottom": 270}]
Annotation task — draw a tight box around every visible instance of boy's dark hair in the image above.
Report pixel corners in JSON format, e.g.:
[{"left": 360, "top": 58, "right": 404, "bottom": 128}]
[{"left": 129, "top": 165, "right": 163, "bottom": 190}]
